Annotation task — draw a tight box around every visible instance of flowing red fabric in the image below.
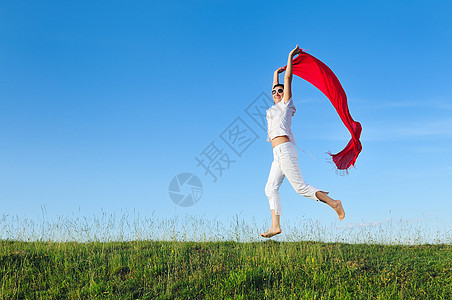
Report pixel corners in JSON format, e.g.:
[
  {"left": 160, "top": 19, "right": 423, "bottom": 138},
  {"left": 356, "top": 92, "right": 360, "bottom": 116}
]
[{"left": 282, "top": 51, "right": 362, "bottom": 171}]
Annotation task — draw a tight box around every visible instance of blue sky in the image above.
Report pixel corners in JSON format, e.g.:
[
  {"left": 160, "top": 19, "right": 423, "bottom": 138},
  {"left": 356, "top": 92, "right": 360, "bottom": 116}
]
[{"left": 1, "top": 0, "right": 451, "bottom": 241}]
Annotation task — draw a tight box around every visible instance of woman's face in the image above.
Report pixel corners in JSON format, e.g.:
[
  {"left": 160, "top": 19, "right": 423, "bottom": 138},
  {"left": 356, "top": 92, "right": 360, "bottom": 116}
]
[{"left": 272, "top": 86, "right": 284, "bottom": 103}]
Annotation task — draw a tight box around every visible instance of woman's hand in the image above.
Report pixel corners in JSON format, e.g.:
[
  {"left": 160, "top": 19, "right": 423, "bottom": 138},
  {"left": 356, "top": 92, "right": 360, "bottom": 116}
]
[
  {"left": 289, "top": 45, "right": 301, "bottom": 58},
  {"left": 274, "top": 67, "right": 285, "bottom": 74}
]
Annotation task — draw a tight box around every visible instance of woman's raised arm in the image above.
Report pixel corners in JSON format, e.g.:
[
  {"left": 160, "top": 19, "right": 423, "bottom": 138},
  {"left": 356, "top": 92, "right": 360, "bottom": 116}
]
[
  {"left": 284, "top": 45, "right": 301, "bottom": 103},
  {"left": 273, "top": 67, "right": 285, "bottom": 90}
]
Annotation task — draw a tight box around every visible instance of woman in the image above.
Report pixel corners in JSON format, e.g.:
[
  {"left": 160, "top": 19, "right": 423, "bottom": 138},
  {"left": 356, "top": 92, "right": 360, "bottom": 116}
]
[{"left": 260, "top": 45, "right": 345, "bottom": 238}]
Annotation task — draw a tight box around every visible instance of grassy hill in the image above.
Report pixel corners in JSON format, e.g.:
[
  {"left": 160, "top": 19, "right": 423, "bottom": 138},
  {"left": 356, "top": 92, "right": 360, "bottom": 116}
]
[{"left": 1, "top": 239, "right": 451, "bottom": 299}]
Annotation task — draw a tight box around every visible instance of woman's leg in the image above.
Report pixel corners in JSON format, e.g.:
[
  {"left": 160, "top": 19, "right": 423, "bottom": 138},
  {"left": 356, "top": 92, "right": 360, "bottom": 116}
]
[
  {"left": 261, "top": 158, "right": 285, "bottom": 238},
  {"left": 260, "top": 209, "right": 282, "bottom": 238},
  {"left": 315, "top": 191, "right": 345, "bottom": 220},
  {"left": 264, "top": 159, "right": 285, "bottom": 215},
  {"left": 278, "top": 143, "right": 345, "bottom": 220}
]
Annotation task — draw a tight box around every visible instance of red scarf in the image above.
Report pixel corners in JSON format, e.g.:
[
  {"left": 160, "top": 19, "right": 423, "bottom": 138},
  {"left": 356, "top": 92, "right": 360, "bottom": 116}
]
[{"left": 283, "top": 51, "right": 362, "bottom": 171}]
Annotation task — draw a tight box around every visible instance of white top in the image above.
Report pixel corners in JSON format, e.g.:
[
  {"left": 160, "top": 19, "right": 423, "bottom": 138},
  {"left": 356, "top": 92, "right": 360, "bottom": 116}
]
[{"left": 266, "top": 97, "right": 297, "bottom": 146}]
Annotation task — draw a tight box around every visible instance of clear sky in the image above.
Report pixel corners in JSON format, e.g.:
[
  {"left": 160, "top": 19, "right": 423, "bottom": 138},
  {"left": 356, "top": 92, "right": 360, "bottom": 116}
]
[{"left": 1, "top": 0, "right": 451, "bottom": 242}]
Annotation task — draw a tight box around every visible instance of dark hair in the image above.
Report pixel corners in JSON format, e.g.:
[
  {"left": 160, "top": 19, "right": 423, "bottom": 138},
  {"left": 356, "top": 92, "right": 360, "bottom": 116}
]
[{"left": 273, "top": 84, "right": 284, "bottom": 89}]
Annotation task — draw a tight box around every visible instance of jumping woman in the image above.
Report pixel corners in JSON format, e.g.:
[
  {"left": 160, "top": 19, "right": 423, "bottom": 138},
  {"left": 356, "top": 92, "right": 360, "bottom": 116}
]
[{"left": 260, "top": 45, "right": 345, "bottom": 238}]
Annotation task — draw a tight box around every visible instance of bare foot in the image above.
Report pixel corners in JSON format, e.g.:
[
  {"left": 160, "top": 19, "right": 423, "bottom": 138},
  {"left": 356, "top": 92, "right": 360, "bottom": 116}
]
[
  {"left": 334, "top": 200, "right": 345, "bottom": 221},
  {"left": 260, "top": 227, "right": 282, "bottom": 238}
]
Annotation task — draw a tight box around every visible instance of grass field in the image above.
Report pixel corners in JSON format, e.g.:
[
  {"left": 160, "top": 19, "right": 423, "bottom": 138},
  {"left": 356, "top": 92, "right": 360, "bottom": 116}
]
[
  {"left": 1, "top": 239, "right": 451, "bottom": 299},
  {"left": 1, "top": 214, "right": 451, "bottom": 299}
]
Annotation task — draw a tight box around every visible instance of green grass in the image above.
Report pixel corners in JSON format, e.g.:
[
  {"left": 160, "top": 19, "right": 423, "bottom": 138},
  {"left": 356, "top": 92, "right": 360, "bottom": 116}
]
[{"left": 1, "top": 239, "right": 451, "bottom": 299}]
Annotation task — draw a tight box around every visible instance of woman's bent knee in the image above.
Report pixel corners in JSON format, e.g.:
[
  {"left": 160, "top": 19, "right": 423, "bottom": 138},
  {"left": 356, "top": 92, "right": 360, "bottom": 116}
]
[
  {"left": 265, "top": 185, "right": 279, "bottom": 198},
  {"left": 265, "top": 188, "right": 276, "bottom": 198}
]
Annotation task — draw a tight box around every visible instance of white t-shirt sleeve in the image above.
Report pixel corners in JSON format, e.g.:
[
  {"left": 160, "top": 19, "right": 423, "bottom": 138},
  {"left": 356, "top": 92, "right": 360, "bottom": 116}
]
[{"left": 282, "top": 97, "right": 293, "bottom": 105}]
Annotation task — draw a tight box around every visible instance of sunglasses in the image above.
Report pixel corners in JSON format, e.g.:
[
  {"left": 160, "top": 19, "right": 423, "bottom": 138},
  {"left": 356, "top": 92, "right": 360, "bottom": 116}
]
[{"left": 271, "top": 88, "right": 284, "bottom": 95}]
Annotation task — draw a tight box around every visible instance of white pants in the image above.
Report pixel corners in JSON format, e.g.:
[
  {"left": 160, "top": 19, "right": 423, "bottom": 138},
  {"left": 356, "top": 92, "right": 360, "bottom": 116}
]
[{"left": 265, "top": 142, "right": 325, "bottom": 215}]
